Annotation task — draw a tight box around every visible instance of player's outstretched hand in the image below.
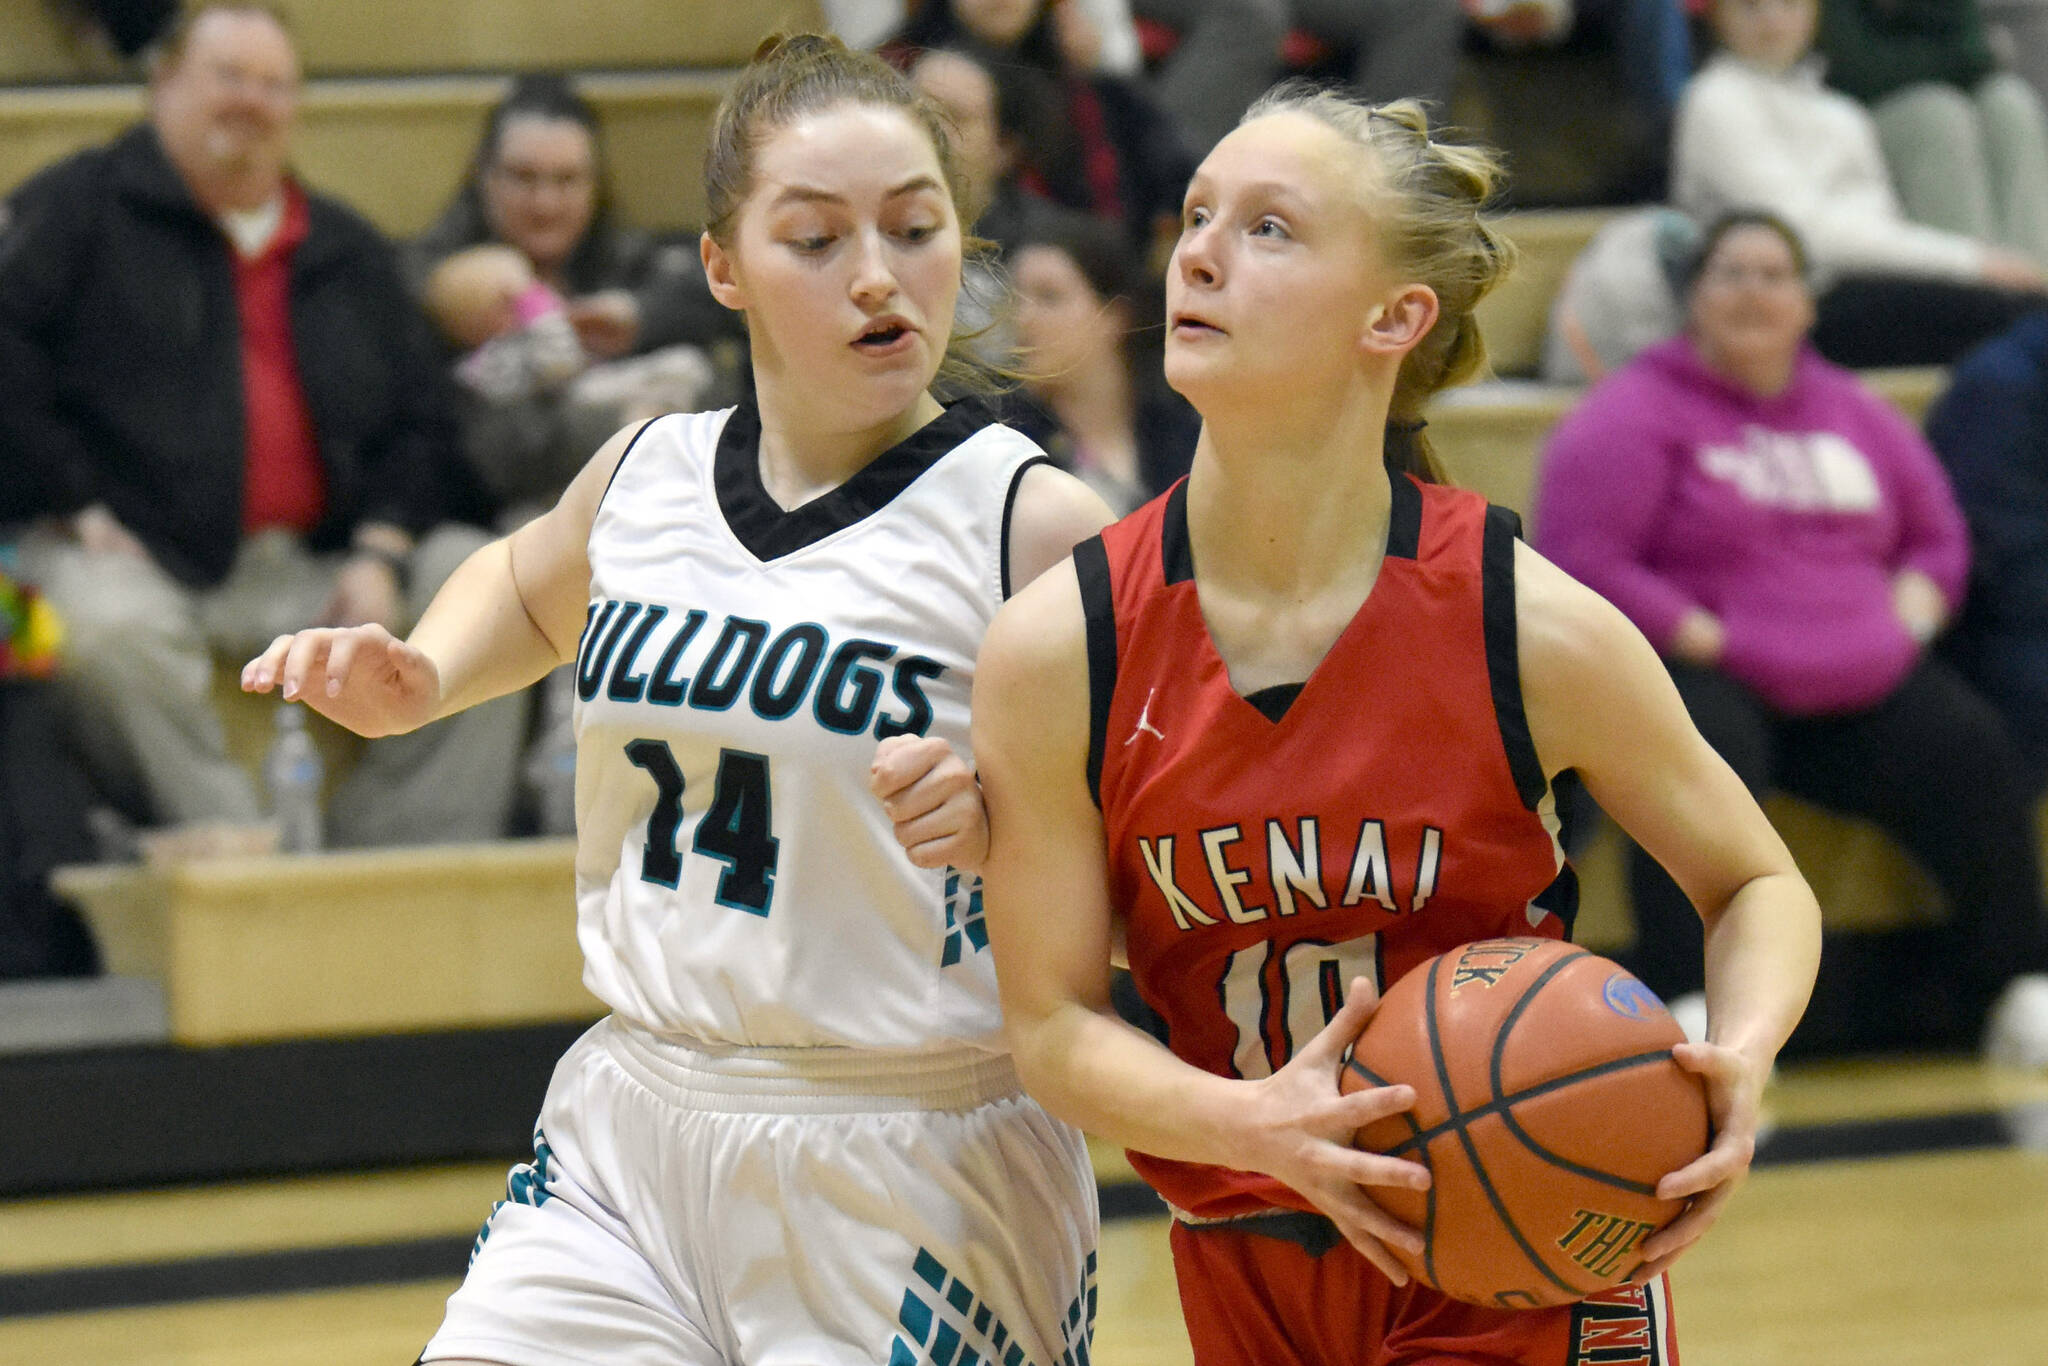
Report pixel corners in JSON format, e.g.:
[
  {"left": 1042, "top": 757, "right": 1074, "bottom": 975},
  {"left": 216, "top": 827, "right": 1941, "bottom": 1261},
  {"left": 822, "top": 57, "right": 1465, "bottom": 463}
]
[
  {"left": 241, "top": 624, "right": 441, "bottom": 739},
  {"left": 1241, "top": 977, "right": 1431, "bottom": 1284},
  {"left": 870, "top": 735, "right": 988, "bottom": 872},
  {"left": 1629, "top": 1038, "right": 1768, "bottom": 1283}
]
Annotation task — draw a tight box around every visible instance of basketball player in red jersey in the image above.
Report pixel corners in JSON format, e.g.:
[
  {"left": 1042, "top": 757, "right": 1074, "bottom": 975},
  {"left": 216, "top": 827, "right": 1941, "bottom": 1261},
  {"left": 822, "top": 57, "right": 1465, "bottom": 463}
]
[{"left": 972, "top": 87, "right": 1825, "bottom": 1364}]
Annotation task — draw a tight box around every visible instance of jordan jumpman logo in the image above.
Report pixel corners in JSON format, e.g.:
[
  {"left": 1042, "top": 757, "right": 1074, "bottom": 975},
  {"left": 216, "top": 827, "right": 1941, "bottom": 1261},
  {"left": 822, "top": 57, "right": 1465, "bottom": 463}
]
[{"left": 1126, "top": 688, "right": 1166, "bottom": 744}]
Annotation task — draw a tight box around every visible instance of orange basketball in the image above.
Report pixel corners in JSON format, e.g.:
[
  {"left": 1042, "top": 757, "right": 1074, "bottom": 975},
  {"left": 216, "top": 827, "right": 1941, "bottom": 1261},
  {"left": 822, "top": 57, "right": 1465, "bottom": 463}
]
[{"left": 1341, "top": 937, "right": 1710, "bottom": 1309}]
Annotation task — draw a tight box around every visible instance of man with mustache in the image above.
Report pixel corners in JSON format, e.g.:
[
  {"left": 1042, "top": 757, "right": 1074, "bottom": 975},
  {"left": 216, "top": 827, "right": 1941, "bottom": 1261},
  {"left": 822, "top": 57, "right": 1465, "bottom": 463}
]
[{"left": 0, "top": 3, "right": 522, "bottom": 850}]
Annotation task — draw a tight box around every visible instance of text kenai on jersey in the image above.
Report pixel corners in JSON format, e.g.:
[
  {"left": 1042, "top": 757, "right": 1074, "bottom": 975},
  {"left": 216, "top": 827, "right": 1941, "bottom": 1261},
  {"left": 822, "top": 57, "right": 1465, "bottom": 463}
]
[{"left": 1138, "top": 820, "right": 1445, "bottom": 931}]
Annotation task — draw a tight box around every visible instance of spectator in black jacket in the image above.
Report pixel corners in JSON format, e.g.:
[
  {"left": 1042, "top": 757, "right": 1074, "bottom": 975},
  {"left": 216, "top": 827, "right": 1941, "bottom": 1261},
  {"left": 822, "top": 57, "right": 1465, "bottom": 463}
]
[{"left": 0, "top": 2, "right": 524, "bottom": 848}]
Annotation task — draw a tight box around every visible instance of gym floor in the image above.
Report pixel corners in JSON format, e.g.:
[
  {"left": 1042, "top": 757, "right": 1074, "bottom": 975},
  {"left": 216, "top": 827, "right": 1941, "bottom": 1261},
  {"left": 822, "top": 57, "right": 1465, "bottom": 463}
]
[{"left": 3, "top": 1056, "right": 2045, "bottom": 1364}]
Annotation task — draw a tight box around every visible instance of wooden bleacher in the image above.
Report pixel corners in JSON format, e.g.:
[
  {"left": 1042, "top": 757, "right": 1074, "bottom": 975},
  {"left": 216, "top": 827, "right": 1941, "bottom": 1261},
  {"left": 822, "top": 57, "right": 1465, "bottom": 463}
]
[
  {"left": 0, "top": 0, "right": 827, "bottom": 83},
  {"left": 1427, "top": 365, "right": 1950, "bottom": 536},
  {"left": 0, "top": 1, "right": 826, "bottom": 233},
  {"left": 0, "top": 73, "right": 733, "bottom": 237},
  {"left": 53, "top": 840, "right": 592, "bottom": 1046}
]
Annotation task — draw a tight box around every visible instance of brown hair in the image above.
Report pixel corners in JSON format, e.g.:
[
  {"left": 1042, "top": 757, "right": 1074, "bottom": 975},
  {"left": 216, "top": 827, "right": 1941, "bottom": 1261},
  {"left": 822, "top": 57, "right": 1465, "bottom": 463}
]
[
  {"left": 704, "top": 32, "right": 1004, "bottom": 395},
  {"left": 149, "top": 2, "right": 295, "bottom": 74},
  {"left": 1239, "top": 85, "right": 1515, "bottom": 483},
  {"left": 1683, "top": 209, "right": 1812, "bottom": 293}
]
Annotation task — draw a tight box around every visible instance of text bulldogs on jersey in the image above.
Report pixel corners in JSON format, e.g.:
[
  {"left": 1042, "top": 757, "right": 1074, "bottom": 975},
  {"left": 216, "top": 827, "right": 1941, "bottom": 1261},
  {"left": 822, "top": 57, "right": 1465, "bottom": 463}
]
[{"left": 576, "top": 598, "right": 942, "bottom": 740}]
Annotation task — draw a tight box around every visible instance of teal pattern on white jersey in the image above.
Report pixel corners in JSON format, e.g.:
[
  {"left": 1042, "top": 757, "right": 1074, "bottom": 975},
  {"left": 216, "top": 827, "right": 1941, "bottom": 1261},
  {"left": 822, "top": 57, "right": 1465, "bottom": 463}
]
[{"left": 574, "top": 400, "right": 1045, "bottom": 1052}]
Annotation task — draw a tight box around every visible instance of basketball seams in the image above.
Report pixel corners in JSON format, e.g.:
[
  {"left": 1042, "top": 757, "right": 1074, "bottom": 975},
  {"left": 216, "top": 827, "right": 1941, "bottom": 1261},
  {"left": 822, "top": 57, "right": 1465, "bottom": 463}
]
[
  {"left": 1370, "top": 1049, "right": 1682, "bottom": 1174},
  {"left": 1487, "top": 1058, "right": 1671, "bottom": 1197},
  {"left": 1342, "top": 1055, "right": 1437, "bottom": 1258},
  {"left": 1486, "top": 949, "right": 1668, "bottom": 1198},
  {"left": 1423, "top": 953, "right": 1584, "bottom": 1301},
  {"left": 1418, "top": 954, "right": 1456, "bottom": 1292},
  {"left": 1485, "top": 947, "right": 1595, "bottom": 1114},
  {"left": 1478, "top": 952, "right": 1668, "bottom": 1293}
]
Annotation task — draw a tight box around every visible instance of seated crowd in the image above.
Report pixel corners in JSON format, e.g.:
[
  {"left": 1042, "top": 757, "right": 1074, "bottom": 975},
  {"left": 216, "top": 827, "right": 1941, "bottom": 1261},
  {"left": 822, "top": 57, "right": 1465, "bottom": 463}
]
[
  {"left": 1536, "top": 211, "right": 2048, "bottom": 1062},
  {"left": 2, "top": 0, "right": 2047, "bottom": 1067}
]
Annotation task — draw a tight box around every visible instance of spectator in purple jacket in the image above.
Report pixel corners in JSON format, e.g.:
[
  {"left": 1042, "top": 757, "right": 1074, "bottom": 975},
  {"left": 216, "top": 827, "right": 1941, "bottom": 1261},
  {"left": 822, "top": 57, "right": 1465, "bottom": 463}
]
[{"left": 1536, "top": 210, "right": 2048, "bottom": 1064}]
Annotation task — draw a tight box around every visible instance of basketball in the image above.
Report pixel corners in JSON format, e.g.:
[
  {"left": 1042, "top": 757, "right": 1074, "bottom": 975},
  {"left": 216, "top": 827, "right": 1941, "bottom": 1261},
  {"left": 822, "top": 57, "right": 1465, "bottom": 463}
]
[{"left": 1341, "top": 937, "right": 1711, "bottom": 1309}]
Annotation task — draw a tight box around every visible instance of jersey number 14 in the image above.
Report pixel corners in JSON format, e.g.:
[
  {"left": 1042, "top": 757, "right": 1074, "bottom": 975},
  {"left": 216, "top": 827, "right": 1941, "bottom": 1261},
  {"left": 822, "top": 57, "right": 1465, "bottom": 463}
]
[{"left": 625, "top": 740, "right": 780, "bottom": 916}]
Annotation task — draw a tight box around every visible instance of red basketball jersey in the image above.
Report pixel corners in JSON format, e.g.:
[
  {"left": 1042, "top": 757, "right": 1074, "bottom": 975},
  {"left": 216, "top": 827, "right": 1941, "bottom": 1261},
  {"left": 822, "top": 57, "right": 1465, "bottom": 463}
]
[{"left": 1078, "top": 474, "right": 1579, "bottom": 1221}]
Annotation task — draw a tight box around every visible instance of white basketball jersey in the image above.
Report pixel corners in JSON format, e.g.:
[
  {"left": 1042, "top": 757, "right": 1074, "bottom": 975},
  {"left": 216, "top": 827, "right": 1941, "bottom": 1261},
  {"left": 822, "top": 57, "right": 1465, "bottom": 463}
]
[{"left": 573, "top": 401, "right": 1046, "bottom": 1053}]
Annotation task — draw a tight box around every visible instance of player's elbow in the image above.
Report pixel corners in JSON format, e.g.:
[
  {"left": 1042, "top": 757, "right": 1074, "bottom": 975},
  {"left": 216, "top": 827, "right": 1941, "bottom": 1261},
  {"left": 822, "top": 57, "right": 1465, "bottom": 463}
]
[{"left": 999, "top": 993, "right": 1093, "bottom": 1113}]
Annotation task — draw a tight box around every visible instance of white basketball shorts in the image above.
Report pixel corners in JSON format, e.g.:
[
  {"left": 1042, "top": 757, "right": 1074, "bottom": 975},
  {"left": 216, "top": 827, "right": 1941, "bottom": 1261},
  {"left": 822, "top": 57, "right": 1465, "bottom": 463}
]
[{"left": 420, "top": 1017, "right": 1100, "bottom": 1366}]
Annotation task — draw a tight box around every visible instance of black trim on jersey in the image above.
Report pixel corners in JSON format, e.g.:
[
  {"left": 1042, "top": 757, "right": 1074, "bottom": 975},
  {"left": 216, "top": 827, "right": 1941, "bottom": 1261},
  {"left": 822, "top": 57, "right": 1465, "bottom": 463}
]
[
  {"left": 1074, "top": 534, "right": 1118, "bottom": 807},
  {"left": 1534, "top": 861, "right": 1581, "bottom": 939},
  {"left": 714, "top": 396, "right": 996, "bottom": 562},
  {"left": 1160, "top": 478, "right": 1194, "bottom": 585},
  {"left": 1160, "top": 470, "right": 1417, "bottom": 587},
  {"left": 593, "top": 416, "right": 663, "bottom": 516},
  {"left": 1243, "top": 682, "right": 1304, "bottom": 724},
  {"left": 1482, "top": 505, "right": 1549, "bottom": 812},
  {"left": 1386, "top": 470, "right": 1423, "bottom": 560},
  {"left": 999, "top": 455, "right": 1055, "bottom": 600},
  {"left": 1179, "top": 1208, "right": 1346, "bottom": 1257},
  {"left": 1567, "top": 1278, "right": 1669, "bottom": 1366}
]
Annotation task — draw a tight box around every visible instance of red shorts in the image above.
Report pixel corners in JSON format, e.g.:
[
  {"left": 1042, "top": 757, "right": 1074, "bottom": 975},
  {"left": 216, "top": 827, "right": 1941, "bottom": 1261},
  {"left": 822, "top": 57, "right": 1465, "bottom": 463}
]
[{"left": 1169, "top": 1213, "right": 1679, "bottom": 1366}]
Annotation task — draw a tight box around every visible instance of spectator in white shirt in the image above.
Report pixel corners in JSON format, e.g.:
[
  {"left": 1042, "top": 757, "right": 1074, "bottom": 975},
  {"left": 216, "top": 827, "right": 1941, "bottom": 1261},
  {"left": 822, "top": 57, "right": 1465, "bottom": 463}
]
[{"left": 1674, "top": 0, "right": 2046, "bottom": 364}]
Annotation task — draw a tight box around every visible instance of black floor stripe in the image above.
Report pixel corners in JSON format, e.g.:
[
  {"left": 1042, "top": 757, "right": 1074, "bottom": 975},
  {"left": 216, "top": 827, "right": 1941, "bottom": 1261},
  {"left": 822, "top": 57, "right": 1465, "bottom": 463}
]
[
  {"left": 0, "top": 1187, "right": 1171, "bottom": 1321},
  {"left": 1754, "top": 1102, "right": 2048, "bottom": 1166},
  {"left": 0, "top": 1023, "right": 585, "bottom": 1199},
  {"left": 3, "top": 1102, "right": 2042, "bottom": 1321},
  {"left": 0, "top": 1236, "right": 474, "bottom": 1319}
]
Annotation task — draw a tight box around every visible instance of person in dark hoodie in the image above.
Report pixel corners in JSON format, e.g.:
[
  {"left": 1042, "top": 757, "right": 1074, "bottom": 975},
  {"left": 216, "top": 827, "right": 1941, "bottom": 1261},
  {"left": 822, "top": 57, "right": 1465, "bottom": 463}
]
[
  {"left": 1925, "top": 309, "right": 2048, "bottom": 796},
  {"left": 0, "top": 2, "right": 523, "bottom": 848},
  {"left": 1536, "top": 210, "right": 2048, "bottom": 1066}
]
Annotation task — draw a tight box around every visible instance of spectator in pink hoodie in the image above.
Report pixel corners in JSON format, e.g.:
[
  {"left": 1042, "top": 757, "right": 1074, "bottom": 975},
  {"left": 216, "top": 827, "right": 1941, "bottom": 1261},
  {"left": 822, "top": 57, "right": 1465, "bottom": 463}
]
[{"left": 1536, "top": 210, "right": 2048, "bottom": 1065}]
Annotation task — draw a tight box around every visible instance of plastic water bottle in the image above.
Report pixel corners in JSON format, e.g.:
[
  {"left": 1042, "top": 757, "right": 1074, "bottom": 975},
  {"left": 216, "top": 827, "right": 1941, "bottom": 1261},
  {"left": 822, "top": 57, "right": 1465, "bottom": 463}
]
[
  {"left": 264, "top": 704, "right": 324, "bottom": 853},
  {"left": 525, "top": 677, "right": 578, "bottom": 837}
]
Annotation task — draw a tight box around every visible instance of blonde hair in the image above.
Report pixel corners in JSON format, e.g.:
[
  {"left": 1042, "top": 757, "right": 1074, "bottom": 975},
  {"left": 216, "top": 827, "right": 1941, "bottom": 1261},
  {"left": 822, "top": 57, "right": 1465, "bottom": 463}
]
[
  {"left": 1240, "top": 86, "right": 1515, "bottom": 482},
  {"left": 703, "top": 32, "right": 1006, "bottom": 395}
]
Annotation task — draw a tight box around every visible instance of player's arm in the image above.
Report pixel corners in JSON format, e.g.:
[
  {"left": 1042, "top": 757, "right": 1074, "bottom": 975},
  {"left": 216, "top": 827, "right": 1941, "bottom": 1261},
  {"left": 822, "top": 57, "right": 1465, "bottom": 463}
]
[
  {"left": 1515, "top": 541, "right": 1821, "bottom": 1270},
  {"left": 406, "top": 418, "right": 643, "bottom": 713},
  {"left": 243, "top": 419, "right": 650, "bottom": 735},
  {"left": 871, "top": 463, "right": 1114, "bottom": 870},
  {"left": 975, "top": 562, "right": 1429, "bottom": 1280},
  {"left": 1005, "top": 462, "right": 1117, "bottom": 591}
]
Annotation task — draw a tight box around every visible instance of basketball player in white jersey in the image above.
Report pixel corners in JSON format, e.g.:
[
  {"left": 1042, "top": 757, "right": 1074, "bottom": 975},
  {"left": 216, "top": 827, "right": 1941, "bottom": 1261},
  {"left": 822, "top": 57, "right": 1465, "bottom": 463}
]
[{"left": 244, "top": 35, "right": 1113, "bottom": 1366}]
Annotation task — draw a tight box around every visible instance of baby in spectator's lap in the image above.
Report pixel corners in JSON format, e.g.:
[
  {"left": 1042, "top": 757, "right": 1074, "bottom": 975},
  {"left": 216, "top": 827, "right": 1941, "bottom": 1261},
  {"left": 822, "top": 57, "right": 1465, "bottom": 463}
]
[{"left": 424, "top": 243, "right": 588, "bottom": 398}]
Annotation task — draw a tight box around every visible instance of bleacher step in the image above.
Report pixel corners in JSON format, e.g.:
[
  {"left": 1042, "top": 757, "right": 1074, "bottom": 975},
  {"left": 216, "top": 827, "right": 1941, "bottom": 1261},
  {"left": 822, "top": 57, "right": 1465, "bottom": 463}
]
[
  {"left": 0, "top": 977, "right": 169, "bottom": 1053},
  {"left": 53, "top": 839, "right": 597, "bottom": 1048},
  {"left": 0, "top": 0, "right": 823, "bottom": 84}
]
